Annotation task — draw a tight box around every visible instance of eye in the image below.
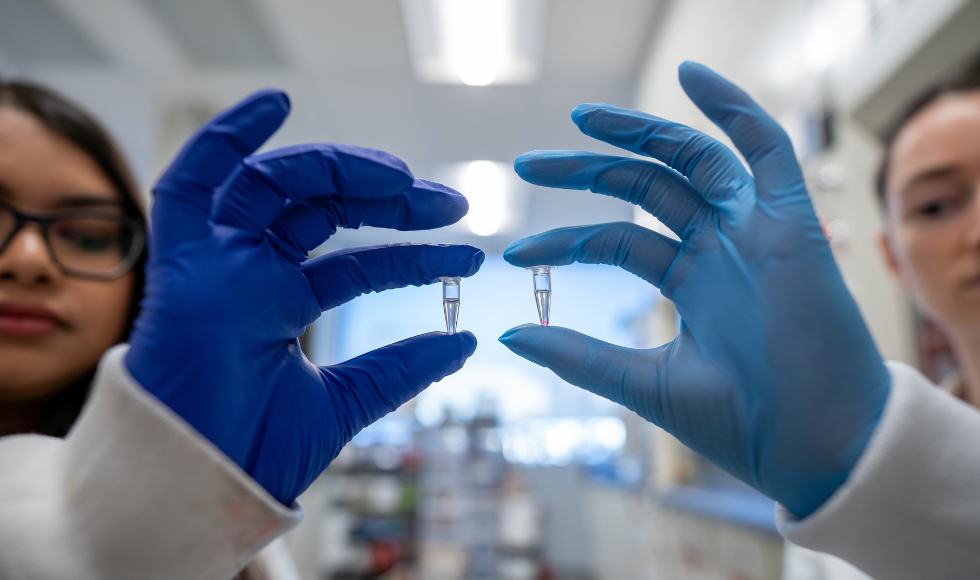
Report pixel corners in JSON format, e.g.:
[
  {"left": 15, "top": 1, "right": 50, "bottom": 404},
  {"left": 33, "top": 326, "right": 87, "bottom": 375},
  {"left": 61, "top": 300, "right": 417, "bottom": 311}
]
[
  {"left": 904, "top": 182, "right": 972, "bottom": 220},
  {"left": 52, "top": 219, "right": 120, "bottom": 252},
  {"left": 917, "top": 198, "right": 959, "bottom": 217}
]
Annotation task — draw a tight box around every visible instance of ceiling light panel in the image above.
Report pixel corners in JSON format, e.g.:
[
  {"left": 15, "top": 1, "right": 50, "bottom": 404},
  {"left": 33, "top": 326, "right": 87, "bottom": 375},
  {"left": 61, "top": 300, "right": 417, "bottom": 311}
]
[{"left": 400, "top": 0, "right": 548, "bottom": 86}]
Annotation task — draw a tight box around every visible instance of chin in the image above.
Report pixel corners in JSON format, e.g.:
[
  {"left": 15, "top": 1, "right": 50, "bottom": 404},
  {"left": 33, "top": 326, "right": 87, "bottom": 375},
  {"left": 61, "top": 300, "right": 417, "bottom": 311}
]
[
  {"left": 0, "top": 347, "right": 82, "bottom": 401},
  {"left": 932, "top": 301, "right": 980, "bottom": 337}
]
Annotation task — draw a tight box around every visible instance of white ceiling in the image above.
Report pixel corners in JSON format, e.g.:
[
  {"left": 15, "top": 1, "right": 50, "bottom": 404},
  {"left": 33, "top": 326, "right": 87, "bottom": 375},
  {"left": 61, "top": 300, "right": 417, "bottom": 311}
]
[{"left": 0, "top": 0, "right": 664, "bottom": 252}]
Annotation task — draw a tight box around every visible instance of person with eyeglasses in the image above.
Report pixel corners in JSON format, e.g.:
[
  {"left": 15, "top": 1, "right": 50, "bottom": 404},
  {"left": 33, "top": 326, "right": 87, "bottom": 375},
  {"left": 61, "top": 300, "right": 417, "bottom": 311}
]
[
  {"left": 6, "top": 61, "right": 980, "bottom": 580},
  {"left": 0, "top": 85, "right": 148, "bottom": 441},
  {"left": 0, "top": 82, "right": 482, "bottom": 579}
]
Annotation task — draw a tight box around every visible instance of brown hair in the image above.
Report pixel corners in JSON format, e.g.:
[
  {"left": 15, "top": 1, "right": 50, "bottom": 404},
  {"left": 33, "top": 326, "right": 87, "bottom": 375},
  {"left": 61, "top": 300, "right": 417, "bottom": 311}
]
[
  {"left": 0, "top": 79, "right": 148, "bottom": 437},
  {"left": 876, "top": 57, "right": 980, "bottom": 206}
]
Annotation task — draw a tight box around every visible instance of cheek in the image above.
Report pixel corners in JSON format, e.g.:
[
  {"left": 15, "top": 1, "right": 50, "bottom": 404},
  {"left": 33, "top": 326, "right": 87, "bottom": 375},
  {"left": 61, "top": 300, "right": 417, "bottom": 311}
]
[
  {"left": 897, "top": 228, "right": 964, "bottom": 313},
  {"left": 68, "top": 276, "right": 134, "bottom": 344}
]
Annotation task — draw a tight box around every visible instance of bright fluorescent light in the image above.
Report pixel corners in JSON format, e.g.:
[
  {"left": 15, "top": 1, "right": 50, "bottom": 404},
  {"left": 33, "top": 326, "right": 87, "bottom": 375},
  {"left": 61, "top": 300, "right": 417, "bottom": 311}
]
[
  {"left": 803, "top": 0, "right": 870, "bottom": 73},
  {"left": 401, "top": 0, "right": 547, "bottom": 86},
  {"left": 434, "top": 161, "right": 526, "bottom": 236},
  {"left": 462, "top": 160, "right": 506, "bottom": 236},
  {"left": 444, "top": 0, "right": 507, "bottom": 86}
]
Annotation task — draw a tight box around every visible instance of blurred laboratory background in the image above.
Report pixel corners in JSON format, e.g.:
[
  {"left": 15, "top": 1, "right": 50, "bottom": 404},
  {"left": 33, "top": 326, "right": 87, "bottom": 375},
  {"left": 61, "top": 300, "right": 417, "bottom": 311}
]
[{"left": 2, "top": 0, "right": 977, "bottom": 578}]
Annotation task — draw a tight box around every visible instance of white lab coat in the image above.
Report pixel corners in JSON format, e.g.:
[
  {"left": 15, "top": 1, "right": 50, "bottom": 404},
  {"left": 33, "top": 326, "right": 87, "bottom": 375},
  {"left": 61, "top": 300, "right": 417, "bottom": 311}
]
[
  {"left": 1, "top": 350, "right": 978, "bottom": 579},
  {"left": 0, "top": 345, "right": 302, "bottom": 580},
  {"left": 777, "top": 361, "right": 980, "bottom": 579}
]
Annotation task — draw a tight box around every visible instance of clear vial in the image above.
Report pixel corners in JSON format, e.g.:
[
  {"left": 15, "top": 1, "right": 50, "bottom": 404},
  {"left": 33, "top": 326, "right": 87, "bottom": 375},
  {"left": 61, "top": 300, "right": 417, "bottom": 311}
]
[
  {"left": 441, "top": 276, "right": 460, "bottom": 334},
  {"left": 527, "top": 266, "right": 551, "bottom": 326}
]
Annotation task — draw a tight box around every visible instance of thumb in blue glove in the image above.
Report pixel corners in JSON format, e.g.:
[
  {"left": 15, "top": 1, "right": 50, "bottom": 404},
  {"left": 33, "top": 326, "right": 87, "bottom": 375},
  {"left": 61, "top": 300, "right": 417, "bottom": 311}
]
[
  {"left": 499, "top": 62, "right": 890, "bottom": 518},
  {"left": 127, "top": 89, "right": 483, "bottom": 505}
]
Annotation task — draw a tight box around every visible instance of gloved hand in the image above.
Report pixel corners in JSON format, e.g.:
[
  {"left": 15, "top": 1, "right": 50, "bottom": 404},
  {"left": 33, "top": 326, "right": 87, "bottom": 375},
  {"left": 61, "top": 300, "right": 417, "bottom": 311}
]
[
  {"left": 126, "top": 90, "right": 483, "bottom": 505},
  {"left": 499, "top": 62, "right": 890, "bottom": 518}
]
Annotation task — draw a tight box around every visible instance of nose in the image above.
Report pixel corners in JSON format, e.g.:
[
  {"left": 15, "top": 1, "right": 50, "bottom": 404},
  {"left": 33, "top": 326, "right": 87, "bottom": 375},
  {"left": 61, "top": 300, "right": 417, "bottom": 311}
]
[{"left": 0, "top": 224, "right": 62, "bottom": 287}]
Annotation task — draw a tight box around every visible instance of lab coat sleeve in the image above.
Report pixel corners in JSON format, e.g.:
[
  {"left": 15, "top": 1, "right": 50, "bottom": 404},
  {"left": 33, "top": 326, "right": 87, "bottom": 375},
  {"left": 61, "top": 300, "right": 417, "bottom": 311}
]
[
  {"left": 776, "top": 361, "right": 980, "bottom": 580},
  {"left": 0, "top": 344, "right": 303, "bottom": 580}
]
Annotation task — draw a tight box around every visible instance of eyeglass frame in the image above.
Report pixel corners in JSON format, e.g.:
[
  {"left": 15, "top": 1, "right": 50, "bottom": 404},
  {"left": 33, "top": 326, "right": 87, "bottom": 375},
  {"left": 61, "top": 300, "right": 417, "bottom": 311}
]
[{"left": 0, "top": 197, "right": 146, "bottom": 281}]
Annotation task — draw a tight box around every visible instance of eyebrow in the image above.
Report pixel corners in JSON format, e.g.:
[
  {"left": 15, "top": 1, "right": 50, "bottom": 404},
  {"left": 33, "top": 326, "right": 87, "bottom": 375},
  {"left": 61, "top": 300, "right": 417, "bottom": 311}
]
[
  {"left": 0, "top": 181, "right": 122, "bottom": 210},
  {"left": 900, "top": 166, "right": 962, "bottom": 195},
  {"left": 50, "top": 196, "right": 123, "bottom": 210}
]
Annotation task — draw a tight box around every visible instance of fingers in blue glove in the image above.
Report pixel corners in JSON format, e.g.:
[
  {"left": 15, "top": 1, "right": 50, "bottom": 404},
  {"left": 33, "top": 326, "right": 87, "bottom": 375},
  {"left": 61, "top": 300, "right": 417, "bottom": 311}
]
[
  {"left": 676, "top": 62, "right": 803, "bottom": 199},
  {"left": 268, "top": 179, "right": 469, "bottom": 260},
  {"left": 153, "top": 90, "right": 290, "bottom": 253},
  {"left": 504, "top": 223, "right": 679, "bottom": 287},
  {"left": 324, "top": 331, "right": 478, "bottom": 433},
  {"left": 499, "top": 324, "right": 665, "bottom": 417},
  {"left": 250, "top": 331, "right": 478, "bottom": 504},
  {"left": 514, "top": 151, "right": 710, "bottom": 240},
  {"left": 569, "top": 103, "right": 753, "bottom": 216},
  {"left": 303, "top": 244, "right": 485, "bottom": 310},
  {"left": 211, "top": 143, "right": 429, "bottom": 237}
]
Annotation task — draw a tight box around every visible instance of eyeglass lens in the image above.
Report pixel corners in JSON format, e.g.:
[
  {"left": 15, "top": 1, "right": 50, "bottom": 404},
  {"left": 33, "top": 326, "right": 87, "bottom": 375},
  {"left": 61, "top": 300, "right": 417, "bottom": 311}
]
[{"left": 0, "top": 205, "right": 141, "bottom": 278}]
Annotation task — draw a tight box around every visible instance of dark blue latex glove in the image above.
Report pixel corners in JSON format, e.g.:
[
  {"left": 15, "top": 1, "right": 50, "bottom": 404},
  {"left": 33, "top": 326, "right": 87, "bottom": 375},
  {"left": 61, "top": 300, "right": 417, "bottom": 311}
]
[
  {"left": 126, "top": 90, "right": 483, "bottom": 505},
  {"left": 499, "top": 63, "right": 889, "bottom": 518}
]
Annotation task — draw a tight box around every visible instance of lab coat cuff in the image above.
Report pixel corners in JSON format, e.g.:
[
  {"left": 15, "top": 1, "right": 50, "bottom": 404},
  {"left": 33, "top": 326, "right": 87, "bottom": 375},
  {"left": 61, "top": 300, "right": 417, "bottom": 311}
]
[
  {"left": 63, "top": 344, "right": 303, "bottom": 578},
  {"left": 775, "top": 361, "right": 980, "bottom": 579}
]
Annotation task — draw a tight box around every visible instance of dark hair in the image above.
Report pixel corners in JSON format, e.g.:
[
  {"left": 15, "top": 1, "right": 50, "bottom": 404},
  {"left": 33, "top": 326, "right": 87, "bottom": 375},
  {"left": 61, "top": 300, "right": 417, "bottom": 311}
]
[
  {"left": 876, "top": 57, "right": 980, "bottom": 205},
  {"left": 0, "top": 79, "right": 148, "bottom": 437}
]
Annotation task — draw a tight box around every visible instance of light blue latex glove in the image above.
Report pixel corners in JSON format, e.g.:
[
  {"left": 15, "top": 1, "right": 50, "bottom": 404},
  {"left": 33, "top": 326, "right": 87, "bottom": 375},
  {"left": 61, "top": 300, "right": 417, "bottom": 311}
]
[
  {"left": 126, "top": 90, "right": 483, "bottom": 505},
  {"left": 499, "top": 63, "right": 890, "bottom": 518}
]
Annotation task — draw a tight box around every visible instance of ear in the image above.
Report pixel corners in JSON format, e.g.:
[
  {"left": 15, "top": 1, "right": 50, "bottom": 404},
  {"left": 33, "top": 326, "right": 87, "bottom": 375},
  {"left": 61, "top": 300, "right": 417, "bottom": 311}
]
[{"left": 877, "top": 230, "right": 908, "bottom": 288}]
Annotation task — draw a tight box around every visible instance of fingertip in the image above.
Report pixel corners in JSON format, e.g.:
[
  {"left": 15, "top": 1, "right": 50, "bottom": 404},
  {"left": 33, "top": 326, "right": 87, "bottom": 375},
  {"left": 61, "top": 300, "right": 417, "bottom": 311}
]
[
  {"left": 234, "top": 88, "right": 291, "bottom": 130},
  {"left": 452, "top": 244, "right": 485, "bottom": 277},
  {"left": 457, "top": 330, "right": 478, "bottom": 357},
  {"left": 502, "top": 238, "right": 528, "bottom": 266},
  {"left": 570, "top": 103, "right": 603, "bottom": 125},
  {"left": 677, "top": 62, "right": 750, "bottom": 113},
  {"left": 276, "top": 91, "right": 291, "bottom": 114},
  {"left": 502, "top": 230, "right": 565, "bottom": 268},
  {"left": 438, "top": 244, "right": 484, "bottom": 278},
  {"left": 412, "top": 179, "right": 469, "bottom": 226},
  {"left": 467, "top": 248, "right": 486, "bottom": 277},
  {"left": 436, "top": 330, "right": 477, "bottom": 361},
  {"left": 677, "top": 61, "right": 715, "bottom": 96},
  {"left": 498, "top": 324, "right": 562, "bottom": 369},
  {"left": 251, "top": 88, "right": 291, "bottom": 115},
  {"left": 677, "top": 60, "right": 709, "bottom": 78},
  {"left": 416, "top": 178, "right": 462, "bottom": 197},
  {"left": 412, "top": 330, "right": 477, "bottom": 358},
  {"left": 514, "top": 152, "right": 544, "bottom": 183},
  {"left": 498, "top": 323, "right": 541, "bottom": 343}
]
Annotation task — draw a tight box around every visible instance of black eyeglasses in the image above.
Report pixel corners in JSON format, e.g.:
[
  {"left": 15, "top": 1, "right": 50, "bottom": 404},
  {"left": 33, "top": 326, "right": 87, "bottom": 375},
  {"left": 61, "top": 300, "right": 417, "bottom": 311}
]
[{"left": 0, "top": 198, "right": 145, "bottom": 280}]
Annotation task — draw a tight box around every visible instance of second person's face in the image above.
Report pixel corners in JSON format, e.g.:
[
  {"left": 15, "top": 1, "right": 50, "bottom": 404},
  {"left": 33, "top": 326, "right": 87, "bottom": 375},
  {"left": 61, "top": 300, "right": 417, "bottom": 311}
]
[{"left": 882, "top": 90, "right": 980, "bottom": 333}]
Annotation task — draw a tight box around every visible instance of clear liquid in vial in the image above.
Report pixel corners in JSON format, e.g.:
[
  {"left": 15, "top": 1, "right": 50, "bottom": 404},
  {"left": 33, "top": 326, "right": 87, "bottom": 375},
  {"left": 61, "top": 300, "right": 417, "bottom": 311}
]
[
  {"left": 440, "top": 276, "right": 461, "bottom": 334},
  {"left": 444, "top": 298, "right": 460, "bottom": 334},
  {"left": 528, "top": 266, "right": 552, "bottom": 326},
  {"left": 535, "top": 290, "right": 550, "bottom": 326}
]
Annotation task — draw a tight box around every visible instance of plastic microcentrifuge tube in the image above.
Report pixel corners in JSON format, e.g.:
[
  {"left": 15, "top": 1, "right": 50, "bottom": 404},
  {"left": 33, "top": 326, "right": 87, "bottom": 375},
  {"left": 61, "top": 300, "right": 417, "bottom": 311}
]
[
  {"left": 527, "top": 266, "right": 551, "bottom": 326},
  {"left": 441, "top": 276, "right": 460, "bottom": 334}
]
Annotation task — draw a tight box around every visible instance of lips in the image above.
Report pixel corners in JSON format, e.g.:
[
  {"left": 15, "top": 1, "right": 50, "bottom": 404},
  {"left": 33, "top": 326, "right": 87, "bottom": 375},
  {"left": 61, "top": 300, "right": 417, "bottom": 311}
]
[{"left": 0, "top": 303, "right": 65, "bottom": 336}]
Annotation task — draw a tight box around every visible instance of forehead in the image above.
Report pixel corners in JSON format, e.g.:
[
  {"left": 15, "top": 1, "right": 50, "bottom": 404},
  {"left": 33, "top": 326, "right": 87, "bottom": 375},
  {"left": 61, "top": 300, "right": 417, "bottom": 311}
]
[
  {"left": 887, "top": 90, "right": 980, "bottom": 192},
  {"left": 0, "top": 106, "right": 119, "bottom": 210}
]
